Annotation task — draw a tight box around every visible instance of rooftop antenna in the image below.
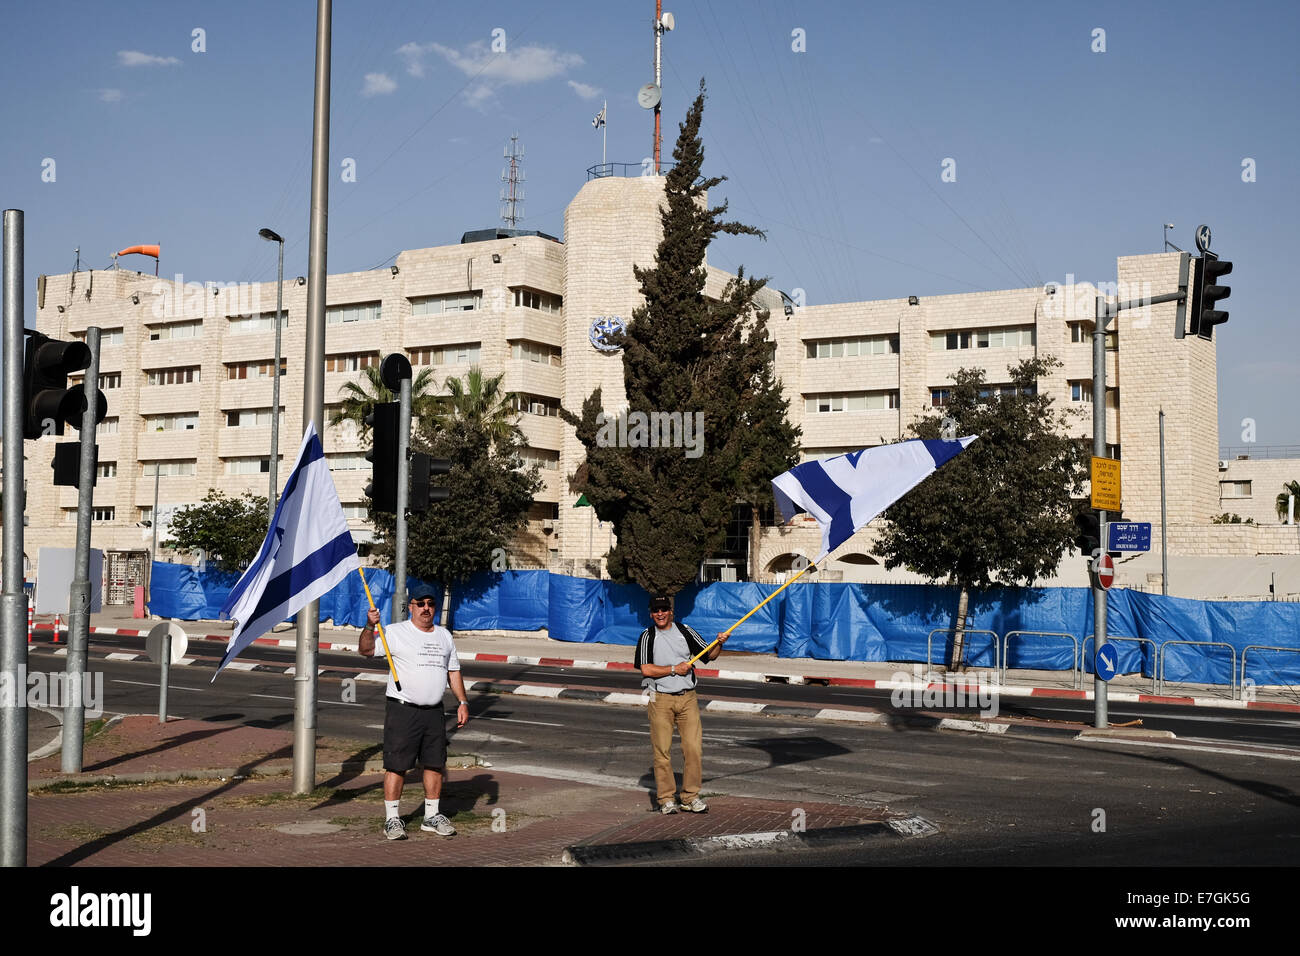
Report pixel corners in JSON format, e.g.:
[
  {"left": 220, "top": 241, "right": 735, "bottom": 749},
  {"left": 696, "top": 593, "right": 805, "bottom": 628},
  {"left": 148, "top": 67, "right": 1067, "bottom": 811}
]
[
  {"left": 640, "top": 3, "right": 675, "bottom": 173},
  {"left": 500, "top": 134, "right": 525, "bottom": 228}
]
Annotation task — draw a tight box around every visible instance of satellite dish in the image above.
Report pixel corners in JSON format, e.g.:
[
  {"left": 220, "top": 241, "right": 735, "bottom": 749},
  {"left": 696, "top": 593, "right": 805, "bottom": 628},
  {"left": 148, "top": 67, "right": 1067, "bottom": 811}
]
[
  {"left": 637, "top": 83, "right": 662, "bottom": 110},
  {"left": 660, "top": 11, "right": 675, "bottom": 31},
  {"left": 146, "top": 621, "right": 189, "bottom": 665}
]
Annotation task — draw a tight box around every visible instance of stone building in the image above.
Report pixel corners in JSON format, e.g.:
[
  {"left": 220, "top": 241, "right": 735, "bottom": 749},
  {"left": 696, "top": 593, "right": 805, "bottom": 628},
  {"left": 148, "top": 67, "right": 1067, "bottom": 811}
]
[{"left": 24, "top": 170, "right": 1299, "bottom": 600}]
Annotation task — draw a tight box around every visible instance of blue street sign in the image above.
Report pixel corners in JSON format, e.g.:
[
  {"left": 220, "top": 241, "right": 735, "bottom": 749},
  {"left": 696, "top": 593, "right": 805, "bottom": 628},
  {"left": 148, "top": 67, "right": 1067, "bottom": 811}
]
[
  {"left": 1106, "top": 521, "right": 1152, "bottom": 553},
  {"left": 1096, "top": 643, "right": 1118, "bottom": 682}
]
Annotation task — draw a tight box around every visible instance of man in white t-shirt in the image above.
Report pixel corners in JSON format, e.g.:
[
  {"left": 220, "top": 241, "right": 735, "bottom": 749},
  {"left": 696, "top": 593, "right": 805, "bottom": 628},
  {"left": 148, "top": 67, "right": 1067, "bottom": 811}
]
[{"left": 359, "top": 585, "right": 470, "bottom": 841}]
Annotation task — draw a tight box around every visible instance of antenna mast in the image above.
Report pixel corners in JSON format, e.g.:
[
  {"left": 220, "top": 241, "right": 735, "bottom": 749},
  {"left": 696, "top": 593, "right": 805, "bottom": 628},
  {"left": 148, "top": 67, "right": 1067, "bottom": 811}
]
[{"left": 500, "top": 134, "right": 525, "bottom": 228}]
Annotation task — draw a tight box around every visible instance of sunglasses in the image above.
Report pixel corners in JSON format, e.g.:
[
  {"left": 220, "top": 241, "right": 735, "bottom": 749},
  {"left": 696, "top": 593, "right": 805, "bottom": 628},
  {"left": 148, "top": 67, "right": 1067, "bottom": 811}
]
[{"left": 410, "top": 599, "right": 436, "bottom": 608}]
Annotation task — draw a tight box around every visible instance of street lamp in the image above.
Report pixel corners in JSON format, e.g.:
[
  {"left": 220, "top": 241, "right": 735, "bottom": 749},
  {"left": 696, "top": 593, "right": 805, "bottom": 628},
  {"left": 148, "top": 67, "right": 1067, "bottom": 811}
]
[{"left": 258, "top": 227, "right": 285, "bottom": 523}]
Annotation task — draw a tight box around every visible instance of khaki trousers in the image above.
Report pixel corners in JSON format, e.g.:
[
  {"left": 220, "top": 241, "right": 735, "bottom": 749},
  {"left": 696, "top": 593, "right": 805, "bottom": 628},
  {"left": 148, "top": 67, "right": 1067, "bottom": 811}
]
[{"left": 648, "top": 689, "right": 703, "bottom": 806}]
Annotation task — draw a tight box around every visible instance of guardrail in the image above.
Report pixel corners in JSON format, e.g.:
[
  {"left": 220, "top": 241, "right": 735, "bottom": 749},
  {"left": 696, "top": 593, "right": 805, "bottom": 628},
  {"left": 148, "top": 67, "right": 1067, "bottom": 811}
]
[
  {"left": 586, "top": 161, "right": 677, "bottom": 180},
  {"left": 1083, "top": 635, "right": 1158, "bottom": 694},
  {"left": 1158, "top": 640, "right": 1238, "bottom": 698},
  {"left": 1240, "top": 644, "right": 1300, "bottom": 697},
  {"left": 926, "top": 628, "right": 1000, "bottom": 674},
  {"left": 1002, "top": 631, "right": 1080, "bottom": 689}
]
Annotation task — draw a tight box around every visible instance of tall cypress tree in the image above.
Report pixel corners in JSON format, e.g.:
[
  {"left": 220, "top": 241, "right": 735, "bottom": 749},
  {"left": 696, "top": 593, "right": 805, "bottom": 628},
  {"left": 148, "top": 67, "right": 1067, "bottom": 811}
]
[{"left": 564, "top": 82, "right": 797, "bottom": 595}]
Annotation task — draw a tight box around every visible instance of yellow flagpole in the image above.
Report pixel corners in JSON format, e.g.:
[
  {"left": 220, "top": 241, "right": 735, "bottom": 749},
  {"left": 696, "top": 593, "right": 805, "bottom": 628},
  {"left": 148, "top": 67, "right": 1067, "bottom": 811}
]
[
  {"left": 358, "top": 566, "right": 402, "bottom": 692},
  {"left": 682, "top": 559, "right": 819, "bottom": 668}
]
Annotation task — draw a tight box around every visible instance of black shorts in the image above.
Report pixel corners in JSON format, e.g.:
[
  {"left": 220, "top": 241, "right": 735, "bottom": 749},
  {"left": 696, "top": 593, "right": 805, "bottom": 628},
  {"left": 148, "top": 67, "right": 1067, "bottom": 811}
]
[{"left": 383, "top": 698, "right": 447, "bottom": 773}]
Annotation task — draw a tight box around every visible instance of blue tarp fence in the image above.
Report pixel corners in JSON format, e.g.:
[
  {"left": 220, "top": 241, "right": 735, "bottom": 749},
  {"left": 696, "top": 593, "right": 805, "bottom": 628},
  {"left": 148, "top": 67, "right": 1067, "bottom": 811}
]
[{"left": 147, "top": 563, "right": 1300, "bottom": 685}]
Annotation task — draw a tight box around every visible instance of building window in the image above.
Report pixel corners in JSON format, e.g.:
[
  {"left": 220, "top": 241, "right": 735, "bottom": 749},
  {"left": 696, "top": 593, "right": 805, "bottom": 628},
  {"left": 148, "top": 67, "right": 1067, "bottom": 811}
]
[
  {"left": 1106, "top": 444, "right": 1121, "bottom": 460},
  {"left": 804, "top": 391, "right": 899, "bottom": 413},
  {"left": 977, "top": 383, "right": 1036, "bottom": 401},
  {"left": 1069, "top": 321, "right": 1092, "bottom": 343},
  {"left": 96, "top": 462, "right": 117, "bottom": 479},
  {"left": 142, "top": 460, "right": 196, "bottom": 477},
  {"left": 340, "top": 503, "right": 368, "bottom": 520},
  {"left": 410, "top": 292, "right": 480, "bottom": 316},
  {"left": 228, "top": 313, "right": 289, "bottom": 335},
  {"left": 931, "top": 388, "right": 951, "bottom": 407},
  {"left": 327, "top": 454, "right": 368, "bottom": 471},
  {"left": 71, "top": 371, "right": 121, "bottom": 390},
  {"left": 931, "top": 326, "right": 1034, "bottom": 351},
  {"left": 519, "top": 447, "right": 560, "bottom": 470},
  {"left": 1220, "top": 481, "right": 1252, "bottom": 498},
  {"left": 324, "top": 352, "right": 379, "bottom": 373},
  {"left": 144, "top": 413, "right": 199, "bottom": 432},
  {"left": 1105, "top": 329, "right": 1118, "bottom": 350},
  {"left": 512, "top": 394, "right": 560, "bottom": 417},
  {"left": 326, "top": 302, "right": 382, "bottom": 325},
  {"left": 805, "top": 335, "right": 897, "bottom": 358},
  {"left": 410, "top": 343, "right": 481, "bottom": 366},
  {"left": 227, "top": 360, "right": 287, "bottom": 379},
  {"left": 146, "top": 366, "right": 201, "bottom": 386},
  {"left": 92, "top": 507, "right": 115, "bottom": 523},
  {"left": 512, "top": 287, "right": 563, "bottom": 314},
  {"left": 1070, "top": 381, "right": 1092, "bottom": 403},
  {"left": 147, "top": 320, "right": 202, "bottom": 341},
  {"left": 510, "top": 340, "right": 563, "bottom": 366},
  {"left": 97, "top": 417, "right": 119, "bottom": 435},
  {"left": 224, "top": 457, "right": 271, "bottom": 475},
  {"left": 73, "top": 327, "right": 125, "bottom": 346},
  {"left": 225, "top": 408, "right": 283, "bottom": 428}
]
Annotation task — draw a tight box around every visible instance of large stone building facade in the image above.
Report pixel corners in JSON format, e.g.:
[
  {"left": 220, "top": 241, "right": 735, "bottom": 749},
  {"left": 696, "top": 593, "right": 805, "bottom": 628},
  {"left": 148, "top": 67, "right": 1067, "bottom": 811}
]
[{"left": 23, "top": 172, "right": 1299, "bottom": 599}]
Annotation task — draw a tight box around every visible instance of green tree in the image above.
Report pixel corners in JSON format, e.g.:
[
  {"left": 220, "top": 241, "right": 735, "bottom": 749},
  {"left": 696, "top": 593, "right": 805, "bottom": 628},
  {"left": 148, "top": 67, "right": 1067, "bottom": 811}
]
[
  {"left": 328, "top": 363, "right": 439, "bottom": 441},
  {"left": 873, "top": 357, "right": 1089, "bottom": 668},
  {"left": 164, "top": 489, "right": 269, "bottom": 570},
  {"left": 369, "top": 367, "right": 541, "bottom": 612},
  {"left": 1276, "top": 480, "right": 1300, "bottom": 523},
  {"left": 563, "top": 81, "right": 795, "bottom": 596}
]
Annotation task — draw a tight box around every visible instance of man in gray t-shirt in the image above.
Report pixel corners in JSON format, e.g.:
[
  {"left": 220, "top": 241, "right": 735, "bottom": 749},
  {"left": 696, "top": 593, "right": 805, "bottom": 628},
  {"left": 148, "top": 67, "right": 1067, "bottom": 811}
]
[{"left": 634, "top": 594, "right": 728, "bottom": 813}]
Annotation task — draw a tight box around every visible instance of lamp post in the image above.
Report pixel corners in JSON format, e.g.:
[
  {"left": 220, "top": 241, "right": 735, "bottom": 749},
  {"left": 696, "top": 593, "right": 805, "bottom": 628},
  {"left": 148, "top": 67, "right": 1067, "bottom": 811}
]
[{"left": 258, "top": 227, "right": 285, "bottom": 522}]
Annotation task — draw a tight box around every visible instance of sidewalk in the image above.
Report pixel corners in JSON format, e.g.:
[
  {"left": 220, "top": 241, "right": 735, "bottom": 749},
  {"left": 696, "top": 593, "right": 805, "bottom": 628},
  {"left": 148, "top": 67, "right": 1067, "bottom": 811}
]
[
  {"left": 41, "top": 602, "right": 1300, "bottom": 713},
  {"left": 26, "top": 715, "right": 910, "bottom": 867}
]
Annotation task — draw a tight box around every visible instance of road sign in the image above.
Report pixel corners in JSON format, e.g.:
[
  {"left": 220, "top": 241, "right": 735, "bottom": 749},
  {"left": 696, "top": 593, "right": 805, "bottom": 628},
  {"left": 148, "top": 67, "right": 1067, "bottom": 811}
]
[
  {"left": 1094, "top": 553, "right": 1115, "bottom": 589},
  {"left": 1095, "top": 642, "right": 1118, "bottom": 682},
  {"left": 1106, "top": 521, "right": 1151, "bottom": 553},
  {"left": 1091, "top": 457, "right": 1121, "bottom": 511}
]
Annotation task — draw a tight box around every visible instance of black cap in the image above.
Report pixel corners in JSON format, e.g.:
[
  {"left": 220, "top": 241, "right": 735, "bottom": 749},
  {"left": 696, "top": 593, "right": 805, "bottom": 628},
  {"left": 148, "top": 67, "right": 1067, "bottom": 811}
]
[
  {"left": 649, "top": 595, "right": 671, "bottom": 612},
  {"left": 410, "top": 585, "right": 439, "bottom": 602}
]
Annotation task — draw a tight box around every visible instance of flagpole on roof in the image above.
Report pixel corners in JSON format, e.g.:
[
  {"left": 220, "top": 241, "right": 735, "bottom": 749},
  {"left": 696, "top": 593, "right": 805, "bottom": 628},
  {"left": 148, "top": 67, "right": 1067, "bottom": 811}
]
[{"left": 293, "top": 0, "right": 333, "bottom": 795}]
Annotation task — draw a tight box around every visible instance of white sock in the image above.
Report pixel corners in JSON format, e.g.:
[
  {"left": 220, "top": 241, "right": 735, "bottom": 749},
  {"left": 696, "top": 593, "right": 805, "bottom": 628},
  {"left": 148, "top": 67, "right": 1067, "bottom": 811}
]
[
  {"left": 425, "top": 798, "right": 440, "bottom": 818},
  {"left": 384, "top": 800, "right": 401, "bottom": 821}
]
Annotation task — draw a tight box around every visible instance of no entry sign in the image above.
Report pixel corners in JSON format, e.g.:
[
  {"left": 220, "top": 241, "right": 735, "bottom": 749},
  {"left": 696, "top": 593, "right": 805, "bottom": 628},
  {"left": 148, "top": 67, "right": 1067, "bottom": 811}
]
[{"left": 1094, "top": 553, "right": 1115, "bottom": 589}]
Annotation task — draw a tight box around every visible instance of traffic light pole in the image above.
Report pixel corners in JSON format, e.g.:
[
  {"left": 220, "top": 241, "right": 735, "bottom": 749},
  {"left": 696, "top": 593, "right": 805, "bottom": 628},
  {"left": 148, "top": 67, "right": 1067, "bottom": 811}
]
[
  {"left": 2, "top": 209, "right": 29, "bottom": 866},
  {"left": 393, "top": 377, "right": 411, "bottom": 622},
  {"left": 61, "top": 327, "right": 100, "bottom": 772}
]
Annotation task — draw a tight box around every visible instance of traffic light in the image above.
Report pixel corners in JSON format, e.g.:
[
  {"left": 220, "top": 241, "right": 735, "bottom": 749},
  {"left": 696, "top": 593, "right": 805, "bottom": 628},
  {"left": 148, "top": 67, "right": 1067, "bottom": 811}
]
[
  {"left": 409, "top": 454, "right": 451, "bottom": 512},
  {"left": 1074, "top": 511, "right": 1100, "bottom": 555},
  {"left": 364, "top": 402, "right": 399, "bottom": 513},
  {"left": 1188, "top": 252, "right": 1232, "bottom": 340},
  {"left": 22, "top": 332, "right": 106, "bottom": 438},
  {"left": 52, "top": 442, "right": 98, "bottom": 488}
]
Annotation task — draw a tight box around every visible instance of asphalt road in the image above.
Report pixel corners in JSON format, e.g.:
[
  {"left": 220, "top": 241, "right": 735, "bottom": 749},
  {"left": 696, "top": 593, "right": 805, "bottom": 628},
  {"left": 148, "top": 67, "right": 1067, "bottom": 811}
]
[{"left": 29, "top": 649, "right": 1300, "bottom": 866}]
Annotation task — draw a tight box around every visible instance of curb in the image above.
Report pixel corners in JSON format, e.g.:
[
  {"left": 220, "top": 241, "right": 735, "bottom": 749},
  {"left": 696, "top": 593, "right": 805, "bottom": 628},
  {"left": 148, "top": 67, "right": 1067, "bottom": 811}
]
[{"left": 561, "top": 814, "right": 938, "bottom": 865}]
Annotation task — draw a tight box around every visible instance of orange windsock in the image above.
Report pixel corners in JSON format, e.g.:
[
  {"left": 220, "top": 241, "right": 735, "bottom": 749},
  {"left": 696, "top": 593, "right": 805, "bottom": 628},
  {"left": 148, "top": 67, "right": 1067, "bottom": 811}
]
[{"left": 116, "top": 244, "right": 160, "bottom": 258}]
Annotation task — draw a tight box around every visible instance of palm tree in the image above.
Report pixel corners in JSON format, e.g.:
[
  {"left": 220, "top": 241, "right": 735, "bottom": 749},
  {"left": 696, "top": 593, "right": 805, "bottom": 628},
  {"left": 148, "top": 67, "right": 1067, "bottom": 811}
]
[
  {"left": 434, "top": 365, "right": 522, "bottom": 448},
  {"left": 329, "top": 365, "right": 439, "bottom": 441},
  {"left": 1277, "top": 480, "right": 1300, "bottom": 524}
]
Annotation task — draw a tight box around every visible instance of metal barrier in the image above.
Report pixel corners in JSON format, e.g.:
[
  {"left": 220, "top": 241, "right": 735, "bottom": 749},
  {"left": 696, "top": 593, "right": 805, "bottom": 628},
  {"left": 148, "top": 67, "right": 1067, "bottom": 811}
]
[
  {"left": 1240, "top": 645, "right": 1300, "bottom": 698},
  {"left": 1082, "top": 635, "right": 1158, "bottom": 694},
  {"left": 926, "top": 628, "right": 1000, "bottom": 674},
  {"left": 586, "top": 161, "right": 676, "bottom": 180},
  {"left": 1158, "top": 640, "right": 1237, "bottom": 698},
  {"left": 1002, "top": 631, "right": 1080, "bottom": 689}
]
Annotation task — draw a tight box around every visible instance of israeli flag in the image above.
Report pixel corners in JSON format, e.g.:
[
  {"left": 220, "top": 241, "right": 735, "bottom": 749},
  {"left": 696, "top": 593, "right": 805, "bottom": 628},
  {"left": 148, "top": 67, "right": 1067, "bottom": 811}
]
[
  {"left": 772, "top": 437, "right": 978, "bottom": 562},
  {"left": 215, "top": 422, "right": 358, "bottom": 678}
]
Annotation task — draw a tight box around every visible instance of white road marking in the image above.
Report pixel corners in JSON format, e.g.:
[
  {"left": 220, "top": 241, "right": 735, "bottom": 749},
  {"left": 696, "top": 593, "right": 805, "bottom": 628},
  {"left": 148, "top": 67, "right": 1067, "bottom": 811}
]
[
  {"left": 1075, "top": 736, "right": 1300, "bottom": 762},
  {"left": 475, "top": 716, "right": 564, "bottom": 727},
  {"left": 706, "top": 700, "right": 766, "bottom": 714},
  {"left": 250, "top": 693, "right": 360, "bottom": 707},
  {"left": 105, "top": 652, "right": 140, "bottom": 661},
  {"left": 111, "top": 679, "right": 205, "bottom": 692},
  {"left": 490, "top": 763, "right": 644, "bottom": 791},
  {"left": 512, "top": 685, "right": 565, "bottom": 698}
]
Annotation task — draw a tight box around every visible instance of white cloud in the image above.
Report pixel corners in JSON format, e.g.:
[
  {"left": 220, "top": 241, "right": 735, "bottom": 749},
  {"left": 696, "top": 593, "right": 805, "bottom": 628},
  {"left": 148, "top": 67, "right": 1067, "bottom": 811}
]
[
  {"left": 568, "top": 80, "right": 600, "bottom": 100},
  {"left": 397, "top": 41, "right": 437, "bottom": 77},
  {"left": 362, "top": 73, "right": 397, "bottom": 97},
  {"left": 96, "top": 88, "right": 124, "bottom": 103},
  {"left": 118, "top": 50, "right": 180, "bottom": 67},
  {"left": 431, "top": 41, "right": 584, "bottom": 107}
]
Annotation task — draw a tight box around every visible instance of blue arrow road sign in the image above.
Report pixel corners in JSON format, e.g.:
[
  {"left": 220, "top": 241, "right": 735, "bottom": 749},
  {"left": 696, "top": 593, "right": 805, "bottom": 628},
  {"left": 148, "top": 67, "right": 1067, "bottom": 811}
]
[
  {"left": 1096, "top": 643, "right": 1118, "bottom": 682},
  {"left": 1106, "top": 521, "right": 1152, "bottom": 553}
]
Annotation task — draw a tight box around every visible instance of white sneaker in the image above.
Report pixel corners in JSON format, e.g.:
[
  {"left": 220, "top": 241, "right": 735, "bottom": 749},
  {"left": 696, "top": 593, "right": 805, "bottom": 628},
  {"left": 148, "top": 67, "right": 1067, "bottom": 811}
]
[
  {"left": 421, "top": 812, "right": 456, "bottom": 836},
  {"left": 384, "top": 817, "right": 407, "bottom": 841},
  {"left": 683, "top": 797, "right": 708, "bottom": 813},
  {"left": 660, "top": 800, "right": 680, "bottom": 814}
]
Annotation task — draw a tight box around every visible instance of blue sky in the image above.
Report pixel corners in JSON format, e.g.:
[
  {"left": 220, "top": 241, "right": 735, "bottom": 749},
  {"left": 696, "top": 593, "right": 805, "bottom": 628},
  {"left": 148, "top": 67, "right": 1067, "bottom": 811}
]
[{"left": 3, "top": 0, "right": 1297, "bottom": 446}]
